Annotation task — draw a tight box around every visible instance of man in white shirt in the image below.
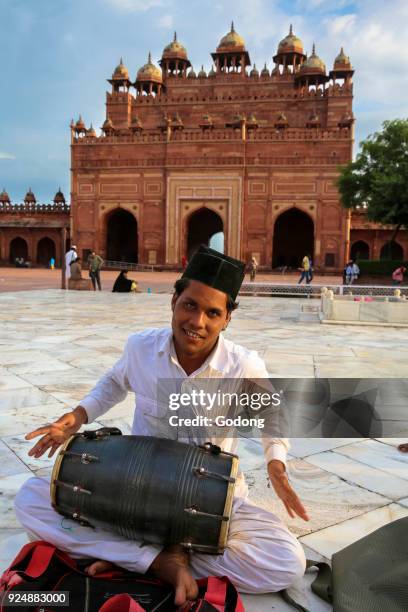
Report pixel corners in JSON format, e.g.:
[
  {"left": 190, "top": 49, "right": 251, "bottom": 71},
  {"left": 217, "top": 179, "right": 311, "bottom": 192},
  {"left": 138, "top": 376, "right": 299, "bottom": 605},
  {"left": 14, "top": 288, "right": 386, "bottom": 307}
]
[
  {"left": 64, "top": 244, "right": 77, "bottom": 280},
  {"left": 17, "top": 246, "right": 308, "bottom": 607}
]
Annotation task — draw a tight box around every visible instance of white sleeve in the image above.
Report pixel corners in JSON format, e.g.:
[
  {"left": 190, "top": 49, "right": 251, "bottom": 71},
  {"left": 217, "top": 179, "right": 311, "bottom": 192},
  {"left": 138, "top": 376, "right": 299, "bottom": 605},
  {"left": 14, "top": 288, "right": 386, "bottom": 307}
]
[
  {"left": 79, "top": 338, "right": 132, "bottom": 423},
  {"left": 244, "top": 352, "right": 290, "bottom": 469}
]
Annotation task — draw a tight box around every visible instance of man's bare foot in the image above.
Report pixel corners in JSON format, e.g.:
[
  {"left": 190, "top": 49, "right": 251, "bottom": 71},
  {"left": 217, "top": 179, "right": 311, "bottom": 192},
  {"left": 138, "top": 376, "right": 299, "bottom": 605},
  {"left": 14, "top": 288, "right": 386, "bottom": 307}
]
[
  {"left": 398, "top": 443, "right": 408, "bottom": 453},
  {"left": 150, "top": 545, "right": 198, "bottom": 607},
  {"left": 85, "top": 560, "right": 115, "bottom": 576}
]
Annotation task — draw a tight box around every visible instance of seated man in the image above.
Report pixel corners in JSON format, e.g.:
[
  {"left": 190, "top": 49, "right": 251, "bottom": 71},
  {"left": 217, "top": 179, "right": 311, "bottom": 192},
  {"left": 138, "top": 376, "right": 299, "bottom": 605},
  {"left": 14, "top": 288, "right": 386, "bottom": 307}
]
[
  {"left": 68, "top": 257, "right": 92, "bottom": 290},
  {"left": 16, "top": 246, "right": 307, "bottom": 607}
]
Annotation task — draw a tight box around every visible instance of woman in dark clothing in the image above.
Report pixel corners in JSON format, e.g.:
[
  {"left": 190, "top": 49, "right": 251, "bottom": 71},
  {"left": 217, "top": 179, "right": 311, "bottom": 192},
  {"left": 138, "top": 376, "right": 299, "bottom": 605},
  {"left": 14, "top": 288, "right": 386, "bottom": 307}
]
[{"left": 112, "top": 270, "right": 138, "bottom": 293}]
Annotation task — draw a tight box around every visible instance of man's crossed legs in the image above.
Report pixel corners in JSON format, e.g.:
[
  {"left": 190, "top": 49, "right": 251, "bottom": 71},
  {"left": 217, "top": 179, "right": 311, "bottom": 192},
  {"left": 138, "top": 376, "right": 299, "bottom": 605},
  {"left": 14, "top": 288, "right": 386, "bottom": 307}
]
[{"left": 15, "top": 477, "right": 306, "bottom": 604}]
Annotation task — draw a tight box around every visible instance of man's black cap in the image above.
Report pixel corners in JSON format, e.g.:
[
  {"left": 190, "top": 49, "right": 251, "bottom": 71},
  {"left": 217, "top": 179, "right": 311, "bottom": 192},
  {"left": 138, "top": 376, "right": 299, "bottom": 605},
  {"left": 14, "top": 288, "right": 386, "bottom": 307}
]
[{"left": 182, "top": 246, "right": 245, "bottom": 301}]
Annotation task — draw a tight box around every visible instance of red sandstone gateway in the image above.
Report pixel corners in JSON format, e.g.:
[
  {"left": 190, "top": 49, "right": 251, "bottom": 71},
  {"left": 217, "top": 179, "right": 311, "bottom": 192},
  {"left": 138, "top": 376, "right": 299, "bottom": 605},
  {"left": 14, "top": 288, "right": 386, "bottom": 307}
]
[{"left": 1, "top": 25, "right": 405, "bottom": 269}]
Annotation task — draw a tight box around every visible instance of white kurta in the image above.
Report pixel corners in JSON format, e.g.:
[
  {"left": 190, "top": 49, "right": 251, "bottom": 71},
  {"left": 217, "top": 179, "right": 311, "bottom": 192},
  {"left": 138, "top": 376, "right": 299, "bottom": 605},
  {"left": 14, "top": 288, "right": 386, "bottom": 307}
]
[
  {"left": 65, "top": 249, "right": 77, "bottom": 279},
  {"left": 15, "top": 328, "right": 305, "bottom": 593}
]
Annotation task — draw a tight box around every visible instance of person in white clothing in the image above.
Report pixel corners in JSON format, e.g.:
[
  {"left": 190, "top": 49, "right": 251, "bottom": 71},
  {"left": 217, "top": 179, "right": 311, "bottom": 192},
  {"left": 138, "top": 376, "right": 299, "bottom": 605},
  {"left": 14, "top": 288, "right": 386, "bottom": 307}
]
[
  {"left": 16, "top": 246, "right": 308, "bottom": 608},
  {"left": 64, "top": 244, "right": 77, "bottom": 280}
]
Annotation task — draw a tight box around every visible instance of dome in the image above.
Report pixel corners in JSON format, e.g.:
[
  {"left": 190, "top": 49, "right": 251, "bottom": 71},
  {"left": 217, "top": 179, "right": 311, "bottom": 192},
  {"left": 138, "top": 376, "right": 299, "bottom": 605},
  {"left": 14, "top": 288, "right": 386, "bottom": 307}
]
[
  {"left": 136, "top": 53, "right": 162, "bottom": 83},
  {"left": 198, "top": 65, "right": 207, "bottom": 78},
  {"left": 102, "top": 117, "right": 114, "bottom": 132},
  {"left": 250, "top": 64, "right": 259, "bottom": 77},
  {"left": 87, "top": 124, "right": 97, "bottom": 138},
  {"left": 162, "top": 32, "right": 188, "bottom": 60},
  {"left": 261, "top": 62, "right": 270, "bottom": 77},
  {"left": 187, "top": 68, "right": 197, "bottom": 78},
  {"left": 112, "top": 58, "right": 129, "bottom": 80},
  {"left": 208, "top": 65, "right": 216, "bottom": 77},
  {"left": 217, "top": 22, "right": 246, "bottom": 52},
  {"left": 24, "top": 188, "right": 36, "bottom": 204},
  {"left": 0, "top": 188, "right": 10, "bottom": 203},
  {"left": 300, "top": 44, "right": 326, "bottom": 74},
  {"left": 277, "top": 24, "right": 304, "bottom": 55},
  {"left": 53, "top": 188, "right": 65, "bottom": 204},
  {"left": 75, "top": 115, "right": 85, "bottom": 130},
  {"left": 333, "top": 47, "right": 352, "bottom": 70}
]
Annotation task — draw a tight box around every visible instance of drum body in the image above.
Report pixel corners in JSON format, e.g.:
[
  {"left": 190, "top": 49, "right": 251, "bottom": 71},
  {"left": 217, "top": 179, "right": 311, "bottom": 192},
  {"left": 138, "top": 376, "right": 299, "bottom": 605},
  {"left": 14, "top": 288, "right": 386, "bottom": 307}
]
[{"left": 51, "top": 430, "right": 238, "bottom": 554}]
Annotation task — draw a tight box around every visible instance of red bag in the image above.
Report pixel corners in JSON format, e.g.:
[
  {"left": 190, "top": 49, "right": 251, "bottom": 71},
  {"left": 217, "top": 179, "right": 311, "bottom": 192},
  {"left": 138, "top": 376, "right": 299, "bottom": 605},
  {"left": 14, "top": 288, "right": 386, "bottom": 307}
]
[{"left": 0, "top": 541, "right": 244, "bottom": 612}]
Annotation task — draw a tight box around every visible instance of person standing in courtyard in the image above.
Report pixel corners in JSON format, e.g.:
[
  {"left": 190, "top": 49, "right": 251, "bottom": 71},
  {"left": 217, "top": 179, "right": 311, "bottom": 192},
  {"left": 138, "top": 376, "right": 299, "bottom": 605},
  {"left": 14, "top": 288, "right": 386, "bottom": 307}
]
[
  {"left": 64, "top": 245, "right": 77, "bottom": 280},
  {"left": 249, "top": 256, "right": 258, "bottom": 282},
  {"left": 17, "top": 246, "right": 307, "bottom": 608},
  {"left": 297, "top": 254, "right": 310, "bottom": 284},
  {"left": 88, "top": 251, "right": 104, "bottom": 291}
]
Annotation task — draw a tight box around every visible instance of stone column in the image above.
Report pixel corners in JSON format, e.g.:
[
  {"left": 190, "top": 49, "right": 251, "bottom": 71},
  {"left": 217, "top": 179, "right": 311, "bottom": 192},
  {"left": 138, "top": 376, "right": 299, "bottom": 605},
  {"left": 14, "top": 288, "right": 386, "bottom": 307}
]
[{"left": 61, "top": 227, "right": 66, "bottom": 289}]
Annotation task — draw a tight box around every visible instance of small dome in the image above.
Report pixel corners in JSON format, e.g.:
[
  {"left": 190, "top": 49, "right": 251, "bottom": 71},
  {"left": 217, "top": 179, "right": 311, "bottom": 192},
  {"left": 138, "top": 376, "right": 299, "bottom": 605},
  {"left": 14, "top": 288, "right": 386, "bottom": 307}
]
[
  {"left": 0, "top": 188, "right": 10, "bottom": 203},
  {"left": 217, "top": 22, "right": 246, "bottom": 52},
  {"left": 137, "top": 52, "right": 162, "bottom": 83},
  {"left": 300, "top": 44, "right": 326, "bottom": 74},
  {"left": 24, "top": 188, "right": 36, "bottom": 204},
  {"left": 75, "top": 115, "right": 85, "bottom": 130},
  {"left": 162, "top": 32, "right": 188, "bottom": 60},
  {"left": 112, "top": 58, "right": 129, "bottom": 80},
  {"left": 208, "top": 65, "right": 216, "bottom": 77},
  {"left": 261, "top": 62, "right": 270, "bottom": 77},
  {"left": 87, "top": 124, "right": 97, "bottom": 138},
  {"left": 198, "top": 65, "right": 207, "bottom": 78},
  {"left": 333, "top": 47, "right": 352, "bottom": 70},
  {"left": 250, "top": 64, "right": 259, "bottom": 77},
  {"left": 102, "top": 117, "right": 114, "bottom": 132},
  {"left": 187, "top": 68, "right": 197, "bottom": 78},
  {"left": 277, "top": 25, "right": 304, "bottom": 55},
  {"left": 53, "top": 188, "right": 65, "bottom": 204}
]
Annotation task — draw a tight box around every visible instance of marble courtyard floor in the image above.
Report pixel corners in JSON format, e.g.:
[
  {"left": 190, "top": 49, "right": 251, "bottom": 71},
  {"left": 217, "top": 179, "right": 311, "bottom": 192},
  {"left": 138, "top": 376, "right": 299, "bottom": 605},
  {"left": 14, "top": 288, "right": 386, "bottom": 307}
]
[{"left": 1, "top": 289, "right": 408, "bottom": 611}]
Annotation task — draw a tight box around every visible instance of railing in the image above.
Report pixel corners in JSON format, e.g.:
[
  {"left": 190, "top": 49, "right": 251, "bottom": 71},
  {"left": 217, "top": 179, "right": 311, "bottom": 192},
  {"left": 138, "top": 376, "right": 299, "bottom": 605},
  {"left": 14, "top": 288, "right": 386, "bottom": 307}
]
[
  {"left": 239, "top": 283, "right": 408, "bottom": 298},
  {"left": 103, "top": 260, "right": 155, "bottom": 272}
]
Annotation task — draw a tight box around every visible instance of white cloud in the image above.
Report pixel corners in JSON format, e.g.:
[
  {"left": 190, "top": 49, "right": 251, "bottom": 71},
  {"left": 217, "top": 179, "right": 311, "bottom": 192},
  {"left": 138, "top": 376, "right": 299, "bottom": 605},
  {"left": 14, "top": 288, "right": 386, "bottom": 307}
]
[
  {"left": 0, "top": 152, "right": 16, "bottom": 160},
  {"left": 158, "top": 14, "right": 173, "bottom": 28},
  {"left": 106, "top": 0, "right": 166, "bottom": 12},
  {"left": 327, "top": 13, "right": 356, "bottom": 35}
]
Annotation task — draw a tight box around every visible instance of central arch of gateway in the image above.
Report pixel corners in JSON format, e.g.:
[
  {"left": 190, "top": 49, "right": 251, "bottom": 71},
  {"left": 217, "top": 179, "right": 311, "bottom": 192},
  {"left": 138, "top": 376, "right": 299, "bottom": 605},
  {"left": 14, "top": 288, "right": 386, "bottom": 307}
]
[{"left": 165, "top": 175, "right": 242, "bottom": 264}]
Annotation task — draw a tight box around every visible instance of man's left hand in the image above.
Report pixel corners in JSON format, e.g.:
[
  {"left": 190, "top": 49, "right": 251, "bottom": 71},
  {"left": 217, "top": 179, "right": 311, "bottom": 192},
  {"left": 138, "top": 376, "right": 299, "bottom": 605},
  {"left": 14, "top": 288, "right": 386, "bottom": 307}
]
[{"left": 268, "top": 460, "right": 310, "bottom": 521}]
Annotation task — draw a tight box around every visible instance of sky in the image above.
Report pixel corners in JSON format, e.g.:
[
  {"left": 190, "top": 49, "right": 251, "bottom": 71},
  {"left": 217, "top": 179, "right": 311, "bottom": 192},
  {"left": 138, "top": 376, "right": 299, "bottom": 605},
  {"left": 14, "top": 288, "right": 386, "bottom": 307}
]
[{"left": 1, "top": 0, "right": 407, "bottom": 203}]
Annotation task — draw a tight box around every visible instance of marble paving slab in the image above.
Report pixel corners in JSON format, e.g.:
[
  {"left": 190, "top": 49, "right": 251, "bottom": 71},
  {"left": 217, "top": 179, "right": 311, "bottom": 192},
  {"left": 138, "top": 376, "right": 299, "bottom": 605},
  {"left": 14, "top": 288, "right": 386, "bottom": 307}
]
[
  {"left": 0, "top": 473, "right": 33, "bottom": 528},
  {"left": 287, "top": 438, "right": 365, "bottom": 458},
  {"left": 0, "top": 402, "right": 68, "bottom": 437},
  {"left": 246, "top": 458, "right": 390, "bottom": 537},
  {"left": 300, "top": 502, "right": 408, "bottom": 559},
  {"left": 399, "top": 497, "right": 408, "bottom": 507},
  {"left": 2, "top": 421, "right": 104, "bottom": 471},
  {"left": 0, "top": 530, "right": 29, "bottom": 569},
  {"left": 0, "top": 440, "right": 31, "bottom": 478},
  {"left": 335, "top": 439, "right": 408, "bottom": 480},
  {"left": 306, "top": 450, "right": 408, "bottom": 500},
  {"left": 0, "top": 386, "right": 57, "bottom": 411}
]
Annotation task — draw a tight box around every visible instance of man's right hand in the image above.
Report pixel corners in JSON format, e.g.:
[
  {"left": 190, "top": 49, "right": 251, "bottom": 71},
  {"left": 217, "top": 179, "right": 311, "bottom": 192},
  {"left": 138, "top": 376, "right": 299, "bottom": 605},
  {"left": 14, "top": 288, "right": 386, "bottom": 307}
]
[{"left": 25, "top": 406, "right": 88, "bottom": 459}]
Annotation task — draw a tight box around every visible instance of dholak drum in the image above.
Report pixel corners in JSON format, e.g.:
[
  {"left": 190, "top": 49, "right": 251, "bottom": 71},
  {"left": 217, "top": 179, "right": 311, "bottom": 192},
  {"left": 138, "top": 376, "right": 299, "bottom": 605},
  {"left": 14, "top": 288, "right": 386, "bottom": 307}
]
[{"left": 51, "top": 428, "right": 238, "bottom": 554}]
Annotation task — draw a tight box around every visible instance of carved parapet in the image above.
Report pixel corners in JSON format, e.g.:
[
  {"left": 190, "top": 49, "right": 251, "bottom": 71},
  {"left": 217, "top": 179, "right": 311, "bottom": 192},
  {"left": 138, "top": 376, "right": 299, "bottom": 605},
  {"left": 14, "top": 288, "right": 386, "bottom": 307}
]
[{"left": 0, "top": 202, "right": 70, "bottom": 214}]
